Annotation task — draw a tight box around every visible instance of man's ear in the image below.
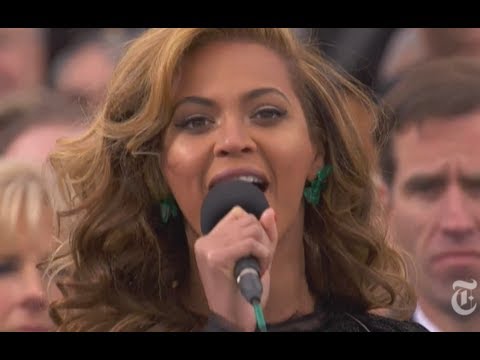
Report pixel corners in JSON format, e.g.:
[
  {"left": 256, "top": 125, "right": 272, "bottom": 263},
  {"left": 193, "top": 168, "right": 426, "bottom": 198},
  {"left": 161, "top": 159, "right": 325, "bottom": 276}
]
[{"left": 374, "top": 172, "right": 392, "bottom": 213}]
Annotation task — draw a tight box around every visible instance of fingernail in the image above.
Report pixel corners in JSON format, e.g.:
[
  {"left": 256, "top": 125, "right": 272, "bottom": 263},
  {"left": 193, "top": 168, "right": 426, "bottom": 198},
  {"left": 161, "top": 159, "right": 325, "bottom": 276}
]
[{"left": 232, "top": 206, "right": 243, "bottom": 218}]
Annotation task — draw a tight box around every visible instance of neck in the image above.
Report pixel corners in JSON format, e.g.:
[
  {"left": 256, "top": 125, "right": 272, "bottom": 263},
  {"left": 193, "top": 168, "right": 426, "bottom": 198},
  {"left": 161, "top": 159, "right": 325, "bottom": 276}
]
[
  {"left": 418, "top": 297, "right": 480, "bottom": 332},
  {"left": 262, "top": 218, "right": 315, "bottom": 323},
  {"left": 181, "top": 208, "right": 315, "bottom": 324}
]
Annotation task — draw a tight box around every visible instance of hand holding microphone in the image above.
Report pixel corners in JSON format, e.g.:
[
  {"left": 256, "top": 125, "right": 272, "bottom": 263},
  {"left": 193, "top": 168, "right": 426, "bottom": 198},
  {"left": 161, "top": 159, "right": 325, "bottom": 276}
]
[{"left": 195, "top": 180, "right": 278, "bottom": 332}]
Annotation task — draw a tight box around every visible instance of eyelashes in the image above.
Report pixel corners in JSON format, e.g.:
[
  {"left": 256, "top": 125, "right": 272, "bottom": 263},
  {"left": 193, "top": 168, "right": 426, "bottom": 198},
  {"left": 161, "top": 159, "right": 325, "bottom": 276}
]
[
  {"left": 174, "top": 105, "right": 287, "bottom": 134},
  {"left": 251, "top": 106, "right": 287, "bottom": 125},
  {"left": 0, "top": 258, "right": 19, "bottom": 276},
  {"left": 174, "top": 115, "right": 215, "bottom": 134}
]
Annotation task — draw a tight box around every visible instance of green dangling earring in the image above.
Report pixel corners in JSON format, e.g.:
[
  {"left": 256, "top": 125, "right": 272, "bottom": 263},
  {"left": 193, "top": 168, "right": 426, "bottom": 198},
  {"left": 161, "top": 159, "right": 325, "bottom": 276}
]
[
  {"left": 159, "top": 195, "right": 179, "bottom": 224},
  {"left": 303, "top": 164, "right": 332, "bottom": 206}
]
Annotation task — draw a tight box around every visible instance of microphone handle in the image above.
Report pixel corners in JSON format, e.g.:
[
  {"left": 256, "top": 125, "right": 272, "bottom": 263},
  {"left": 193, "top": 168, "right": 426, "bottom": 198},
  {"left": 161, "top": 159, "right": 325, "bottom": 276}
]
[{"left": 234, "top": 256, "right": 263, "bottom": 304}]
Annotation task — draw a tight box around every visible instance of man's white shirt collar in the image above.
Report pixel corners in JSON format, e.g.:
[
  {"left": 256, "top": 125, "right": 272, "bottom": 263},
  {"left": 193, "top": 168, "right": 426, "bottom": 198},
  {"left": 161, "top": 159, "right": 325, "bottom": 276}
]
[{"left": 413, "top": 306, "right": 441, "bottom": 332}]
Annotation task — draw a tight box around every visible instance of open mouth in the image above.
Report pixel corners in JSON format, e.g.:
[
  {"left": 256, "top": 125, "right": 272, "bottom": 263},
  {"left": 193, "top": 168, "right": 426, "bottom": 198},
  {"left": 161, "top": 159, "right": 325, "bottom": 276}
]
[
  {"left": 232, "top": 175, "right": 268, "bottom": 192},
  {"left": 208, "top": 172, "right": 269, "bottom": 192}
]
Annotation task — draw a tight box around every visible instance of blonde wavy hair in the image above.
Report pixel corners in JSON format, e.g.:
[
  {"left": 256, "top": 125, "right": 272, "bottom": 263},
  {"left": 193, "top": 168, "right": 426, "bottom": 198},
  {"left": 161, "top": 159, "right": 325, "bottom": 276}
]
[
  {"left": 48, "top": 28, "right": 415, "bottom": 331},
  {"left": 0, "top": 161, "right": 52, "bottom": 241}
]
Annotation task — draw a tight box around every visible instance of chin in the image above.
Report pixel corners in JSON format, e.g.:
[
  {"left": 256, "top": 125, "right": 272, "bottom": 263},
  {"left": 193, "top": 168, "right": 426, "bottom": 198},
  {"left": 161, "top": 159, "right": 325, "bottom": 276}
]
[
  {"left": 15, "top": 326, "right": 52, "bottom": 332},
  {"left": 436, "top": 263, "right": 480, "bottom": 281}
]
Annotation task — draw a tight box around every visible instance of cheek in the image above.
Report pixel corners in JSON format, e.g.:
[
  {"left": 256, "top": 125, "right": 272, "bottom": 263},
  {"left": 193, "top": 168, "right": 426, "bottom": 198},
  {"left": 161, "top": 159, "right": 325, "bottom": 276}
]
[
  {"left": 161, "top": 139, "right": 209, "bottom": 229},
  {"left": 162, "top": 140, "right": 205, "bottom": 189},
  {"left": 265, "top": 129, "right": 318, "bottom": 230},
  {"left": 390, "top": 208, "right": 418, "bottom": 254},
  {"left": 273, "top": 134, "right": 316, "bottom": 186},
  {"left": 0, "top": 279, "right": 16, "bottom": 324},
  {"left": 389, "top": 197, "right": 432, "bottom": 257},
  {"left": 47, "top": 282, "right": 63, "bottom": 303}
]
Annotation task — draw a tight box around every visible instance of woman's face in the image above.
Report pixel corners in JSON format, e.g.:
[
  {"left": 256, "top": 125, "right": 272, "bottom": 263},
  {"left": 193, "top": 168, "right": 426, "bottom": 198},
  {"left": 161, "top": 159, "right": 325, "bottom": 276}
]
[
  {"left": 0, "top": 209, "right": 58, "bottom": 332},
  {"left": 161, "top": 41, "right": 323, "bottom": 242}
]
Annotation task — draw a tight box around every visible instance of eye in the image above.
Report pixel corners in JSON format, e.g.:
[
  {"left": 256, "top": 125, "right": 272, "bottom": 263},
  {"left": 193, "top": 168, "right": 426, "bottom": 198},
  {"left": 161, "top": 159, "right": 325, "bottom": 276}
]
[
  {"left": 421, "top": 186, "right": 444, "bottom": 200},
  {"left": 174, "top": 115, "right": 215, "bottom": 134},
  {"left": 0, "top": 258, "right": 20, "bottom": 276},
  {"left": 250, "top": 106, "right": 287, "bottom": 127},
  {"left": 411, "top": 182, "right": 445, "bottom": 201},
  {"left": 463, "top": 180, "right": 480, "bottom": 198},
  {"left": 251, "top": 106, "right": 286, "bottom": 123}
]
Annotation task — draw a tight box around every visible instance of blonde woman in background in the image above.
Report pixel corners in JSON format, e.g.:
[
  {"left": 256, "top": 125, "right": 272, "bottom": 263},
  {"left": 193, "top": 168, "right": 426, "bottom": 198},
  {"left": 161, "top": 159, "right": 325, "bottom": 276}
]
[{"left": 0, "top": 161, "right": 60, "bottom": 331}]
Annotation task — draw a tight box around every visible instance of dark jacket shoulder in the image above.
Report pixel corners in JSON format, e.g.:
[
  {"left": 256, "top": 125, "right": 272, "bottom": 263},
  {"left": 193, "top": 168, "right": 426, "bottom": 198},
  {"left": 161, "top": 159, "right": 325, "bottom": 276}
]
[{"left": 324, "top": 312, "right": 429, "bottom": 332}]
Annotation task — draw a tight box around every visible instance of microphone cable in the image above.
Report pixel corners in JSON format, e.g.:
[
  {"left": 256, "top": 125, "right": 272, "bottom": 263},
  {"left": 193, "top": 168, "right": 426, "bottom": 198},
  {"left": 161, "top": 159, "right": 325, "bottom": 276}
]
[
  {"left": 235, "top": 257, "right": 267, "bottom": 332},
  {"left": 253, "top": 299, "right": 267, "bottom": 332}
]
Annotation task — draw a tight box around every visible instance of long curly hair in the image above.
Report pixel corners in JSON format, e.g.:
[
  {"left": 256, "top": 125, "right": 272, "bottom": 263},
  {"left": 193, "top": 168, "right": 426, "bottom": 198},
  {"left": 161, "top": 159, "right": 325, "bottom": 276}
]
[{"left": 47, "top": 28, "right": 415, "bottom": 331}]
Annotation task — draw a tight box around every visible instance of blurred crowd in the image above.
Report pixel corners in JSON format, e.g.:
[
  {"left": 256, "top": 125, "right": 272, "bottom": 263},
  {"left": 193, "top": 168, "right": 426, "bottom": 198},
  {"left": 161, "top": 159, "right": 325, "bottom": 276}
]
[
  {"left": 0, "top": 28, "right": 144, "bottom": 331},
  {"left": 1, "top": 28, "right": 479, "bottom": 332}
]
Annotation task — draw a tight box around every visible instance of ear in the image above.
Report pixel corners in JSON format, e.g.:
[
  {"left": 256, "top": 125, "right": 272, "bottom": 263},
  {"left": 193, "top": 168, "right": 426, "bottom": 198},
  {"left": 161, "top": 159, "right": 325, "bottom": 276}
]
[
  {"left": 374, "top": 172, "right": 392, "bottom": 214},
  {"left": 307, "top": 151, "right": 325, "bottom": 182}
]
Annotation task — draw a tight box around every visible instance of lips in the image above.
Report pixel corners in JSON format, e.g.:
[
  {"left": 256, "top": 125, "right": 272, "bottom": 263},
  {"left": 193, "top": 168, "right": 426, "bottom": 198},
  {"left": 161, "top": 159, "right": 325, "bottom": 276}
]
[
  {"left": 430, "top": 251, "right": 480, "bottom": 268},
  {"left": 208, "top": 168, "right": 269, "bottom": 192},
  {"left": 432, "top": 251, "right": 480, "bottom": 260}
]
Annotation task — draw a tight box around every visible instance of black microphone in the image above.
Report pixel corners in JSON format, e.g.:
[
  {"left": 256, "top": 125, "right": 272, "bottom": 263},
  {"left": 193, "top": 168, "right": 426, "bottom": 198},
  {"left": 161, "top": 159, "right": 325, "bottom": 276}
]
[{"left": 200, "top": 179, "right": 269, "bottom": 304}]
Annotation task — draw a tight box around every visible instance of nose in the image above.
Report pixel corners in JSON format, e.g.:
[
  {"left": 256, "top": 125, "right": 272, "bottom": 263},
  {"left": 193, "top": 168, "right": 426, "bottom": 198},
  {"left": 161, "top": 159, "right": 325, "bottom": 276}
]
[
  {"left": 19, "top": 264, "right": 47, "bottom": 313},
  {"left": 213, "top": 117, "right": 256, "bottom": 157},
  {"left": 440, "top": 185, "right": 475, "bottom": 242}
]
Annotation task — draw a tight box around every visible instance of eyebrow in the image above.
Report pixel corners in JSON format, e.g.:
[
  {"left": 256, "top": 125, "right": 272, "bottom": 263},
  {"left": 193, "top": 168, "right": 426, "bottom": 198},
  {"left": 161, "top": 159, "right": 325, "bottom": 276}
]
[
  {"left": 403, "top": 173, "right": 446, "bottom": 192},
  {"left": 172, "top": 96, "right": 216, "bottom": 113},
  {"left": 460, "top": 174, "right": 480, "bottom": 186},
  {"left": 240, "top": 87, "right": 291, "bottom": 105},
  {"left": 172, "top": 87, "right": 290, "bottom": 113}
]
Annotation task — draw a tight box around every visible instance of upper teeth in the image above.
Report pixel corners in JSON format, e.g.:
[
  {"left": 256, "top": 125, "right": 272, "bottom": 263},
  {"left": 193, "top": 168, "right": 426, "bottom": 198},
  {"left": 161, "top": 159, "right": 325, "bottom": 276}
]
[{"left": 235, "top": 175, "right": 263, "bottom": 184}]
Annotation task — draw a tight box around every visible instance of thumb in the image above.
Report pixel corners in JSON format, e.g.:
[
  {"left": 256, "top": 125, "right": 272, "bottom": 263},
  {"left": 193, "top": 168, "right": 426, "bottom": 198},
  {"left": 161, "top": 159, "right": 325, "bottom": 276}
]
[{"left": 259, "top": 207, "right": 278, "bottom": 249}]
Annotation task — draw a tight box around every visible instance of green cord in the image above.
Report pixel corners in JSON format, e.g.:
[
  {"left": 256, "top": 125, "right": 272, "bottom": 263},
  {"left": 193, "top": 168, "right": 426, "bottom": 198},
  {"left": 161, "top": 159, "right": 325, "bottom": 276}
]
[{"left": 253, "top": 300, "right": 267, "bottom": 332}]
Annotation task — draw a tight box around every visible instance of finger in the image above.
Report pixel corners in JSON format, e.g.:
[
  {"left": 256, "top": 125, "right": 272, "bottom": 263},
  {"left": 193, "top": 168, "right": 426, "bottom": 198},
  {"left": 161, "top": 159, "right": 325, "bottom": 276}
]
[
  {"left": 230, "top": 211, "right": 273, "bottom": 250},
  {"left": 199, "top": 239, "right": 272, "bottom": 279},
  {"left": 234, "top": 213, "right": 259, "bottom": 229},
  {"left": 229, "top": 238, "right": 272, "bottom": 276},
  {"left": 207, "top": 238, "right": 272, "bottom": 277},
  {"left": 259, "top": 207, "right": 278, "bottom": 250},
  {"left": 228, "top": 206, "right": 249, "bottom": 220},
  {"left": 210, "top": 207, "right": 260, "bottom": 234},
  {"left": 219, "top": 206, "right": 252, "bottom": 226},
  {"left": 205, "top": 206, "right": 248, "bottom": 236},
  {"left": 223, "top": 211, "right": 270, "bottom": 248},
  {"left": 239, "top": 221, "right": 270, "bottom": 248}
]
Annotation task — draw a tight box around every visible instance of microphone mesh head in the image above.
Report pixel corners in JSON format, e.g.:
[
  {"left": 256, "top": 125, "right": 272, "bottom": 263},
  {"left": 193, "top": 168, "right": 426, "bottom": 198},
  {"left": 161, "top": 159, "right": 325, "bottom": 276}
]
[{"left": 200, "top": 180, "right": 269, "bottom": 234}]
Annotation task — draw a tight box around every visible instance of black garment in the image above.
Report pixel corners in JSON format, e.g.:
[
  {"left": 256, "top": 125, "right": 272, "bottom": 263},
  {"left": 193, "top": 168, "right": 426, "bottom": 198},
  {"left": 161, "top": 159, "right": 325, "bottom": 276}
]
[{"left": 204, "top": 306, "right": 428, "bottom": 332}]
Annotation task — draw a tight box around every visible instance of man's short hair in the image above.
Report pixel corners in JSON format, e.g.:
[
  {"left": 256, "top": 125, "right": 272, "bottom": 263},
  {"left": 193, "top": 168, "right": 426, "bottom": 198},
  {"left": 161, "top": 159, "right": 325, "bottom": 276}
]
[{"left": 376, "top": 56, "right": 480, "bottom": 186}]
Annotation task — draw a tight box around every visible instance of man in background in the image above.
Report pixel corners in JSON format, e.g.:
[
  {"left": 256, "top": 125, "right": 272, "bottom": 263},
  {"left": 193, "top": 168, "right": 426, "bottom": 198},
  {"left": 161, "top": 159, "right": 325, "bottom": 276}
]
[{"left": 377, "top": 56, "right": 480, "bottom": 331}]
